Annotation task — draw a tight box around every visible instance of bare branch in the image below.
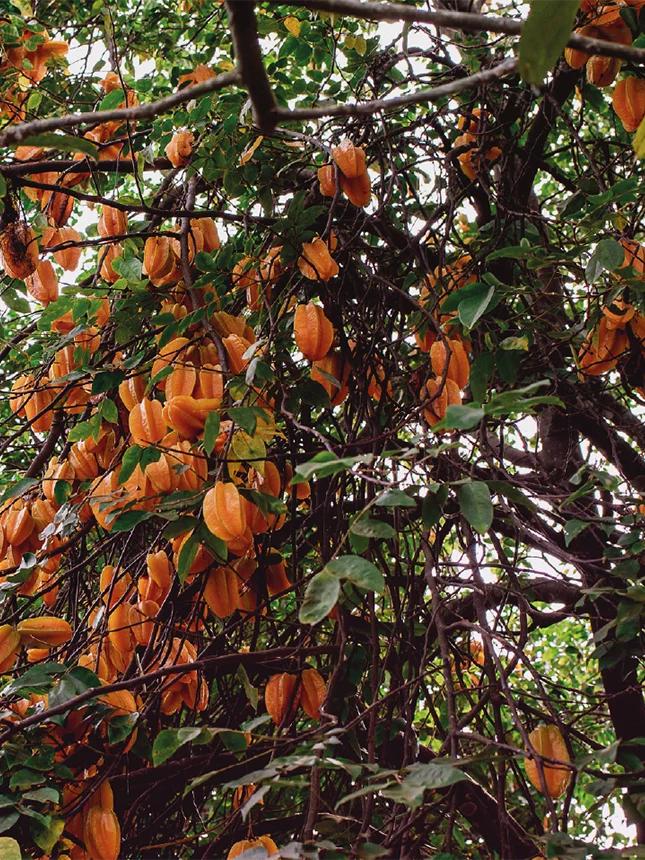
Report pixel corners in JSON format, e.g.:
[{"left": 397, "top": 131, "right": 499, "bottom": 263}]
[{"left": 275, "top": 58, "right": 519, "bottom": 121}]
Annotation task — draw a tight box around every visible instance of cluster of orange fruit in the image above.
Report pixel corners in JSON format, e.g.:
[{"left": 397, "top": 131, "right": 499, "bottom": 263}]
[
  {"left": 412, "top": 256, "right": 473, "bottom": 429},
  {"left": 565, "top": 1, "right": 634, "bottom": 87},
  {"left": 578, "top": 239, "right": 645, "bottom": 376},
  {"left": 265, "top": 668, "right": 327, "bottom": 725},
  {"left": 318, "top": 137, "right": 371, "bottom": 208},
  {"left": 0, "top": 117, "right": 407, "bottom": 858},
  {"left": 454, "top": 109, "right": 502, "bottom": 181},
  {"left": 0, "top": 20, "right": 68, "bottom": 122}
]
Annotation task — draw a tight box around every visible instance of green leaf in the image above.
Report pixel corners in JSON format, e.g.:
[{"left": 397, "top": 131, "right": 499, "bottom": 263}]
[
  {"left": 152, "top": 727, "right": 214, "bottom": 766},
  {"left": 177, "top": 533, "right": 199, "bottom": 583},
  {"left": 237, "top": 664, "right": 258, "bottom": 711},
  {"left": 2, "top": 288, "right": 30, "bottom": 314},
  {"left": 0, "top": 837, "right": 21, "bottom": 860},
  {"left": 92, "top": 369, "right": 125, "bottom": 394},
  {"left": 358, "top": 843, "right": 389, "bottom": 859},
  {"left": 22, "top": 132, "right": 98, "bottom": 160},
  {"left": 325, "top": 556, "right": 385, "bottom": 594},
  {"left": 31, "top": 814, "right": 64, "bottom": 854},
  {"left": 433, "top": 404, "right": 484, "bottom": 432},
  {"left": 107, "top": 713, "right": 138, "bottom": 745},
  {"left": 458, "top": 284, "right": 495, "bottom": 329},
  {"left": 203, "top": 411, "right": 221, "bottom": 455},
  {"left": 112, "top": 254, "right": 142, "bottom": 282},
  {"left": 518, "top": 0, "right": 581, "bottom": 85},
  {"left": 53, "top": 480, "right": 72, "bottom": 507},
  {"left": 9, "top": 769, "right": 44, "bottom": 790},
  {"left": 586, "top": 238, "right": 625, "bottom": 281},
  {"left": 67, "top": 421, "right": 96, "bottom": 443},
  {"left": 382, "top": 762, "right": 468, "bottom": 809},
  {"left": 375, "top": 488, "right": 416, "bottom": 508},
  {"left": 459, "top": 482, "right": 494, "bottom": 534},
  {"left": 118, "top": 445, "right": 143, "bottom": 485},
  {"left": 299, "top": 569, "right": 341, "bottom": 625},
  {"left": 22, "top": 787, "right": 59, "bottom": 804},
  {"left": 350, "top": 518, "right": 396, "bottom": 540},
  {"left": 291, "top": 451, "right": 373, "bottom": 483},
  {"left": 109, "top": 509, "right": 153, "bottom": 532},
  {"left": 0, "top": 477, "right": 39, "bottom": 505},
  {"left": 162, "top": 516, "right": 200, "bottom": 539},
  {"left": 99, "top": 399, "right": 119, "bottom": 424},
  {"left": 99, "top": 88, "right": 124, "bottom": 110},
  {"left": 228, "top": 407, "right": 258, "bottom": 435},
  {"left": 563, "top": 518, "right": 589, "bottom": 547},
  {"left": 2, "top": 663, "right": 65, "bottom": 696}
]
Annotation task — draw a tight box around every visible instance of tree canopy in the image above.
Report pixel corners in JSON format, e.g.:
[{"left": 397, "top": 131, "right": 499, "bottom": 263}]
[{"left": 2, "top": 0, "right": 645, "bottom": 857}]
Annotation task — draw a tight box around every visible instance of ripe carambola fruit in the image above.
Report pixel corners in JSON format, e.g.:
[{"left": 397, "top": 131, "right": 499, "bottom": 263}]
[
  {"left": 265, "top": 672, "right": 301, "bottom": 725},
  {"left": 204, "top": 565, "right": 239, "bottom": 617},
  {"left": 331, "top": 137, "right": 366, "bottom": 179},
  {"left": 16, "top": 616, "right": 72, "bottom": 647},
  {"left": 300, "top": 668, "right": 327, "bottom": 719},
  {"left": 0, "top": 222, "right": 39, "bottom": 279},
  {"left": 83, "top": 805, "right": 121, "bottom": 860},
  {"left": 128, "top": 397, "right": 166, "bottom": 445},
  {"left": 203, "top": 482, "right": 247, "bottom": 542},
  {"left": 429, "top": 338, "right": 470, "bottom": 389},
  {"left": 165, "top": 130, "right": 195, "bottom": 168},
  {"left": 424, "top": 377, "right": 461, "bottom": 428},
  {"left": 524, "top": 725, "right": 571, "bottom": 798},
  {"left": 227, "top": 836, "right": 278, "bottom": 859},
  {"left": 298, "top": 238, "right": 339, "bottom": 282},
  {"left": 0, "top": 624, "right": 20, "bottom": 672},
  {"left": 340, "top": 170, "right": 371, "bottom": 207},
  {"left": 293, "top": 302, "right": 334, "bottom": 362},
  {"left": 613, "top": 76, "right": 645, "bottom": 132}
]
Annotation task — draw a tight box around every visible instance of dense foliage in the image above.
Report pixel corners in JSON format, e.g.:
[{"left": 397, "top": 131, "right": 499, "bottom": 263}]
[{"left": 2, "top": 0, "right": 645, "bottom": 857}]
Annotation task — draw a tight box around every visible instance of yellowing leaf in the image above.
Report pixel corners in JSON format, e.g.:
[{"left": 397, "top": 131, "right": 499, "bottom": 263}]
[
  {"left": 634, "top": 115, "right": 645, "bottom": 159},
  {"left": 232, "top": 430, "right": 266, "bottom": 465},
  {"left": 239, "top": 135, "right": 264, "bottom": 166},
  {"left": 284, "top": 16, "right": 301, "bottom": 38},
  {"left": 354, "top": 35, "right": 367, "bottom": 56},
  {"left": 10, "top": 0, "right": 33, "bottom": 15},
  {"left": 217, "top": 60, "right": 235, "bottom": 71},
  {"left": 344, "top": 35, "right": 356, "bottom": 51},
  {"left": 255, "top": 413, "right": 278, "bottom": 444}
]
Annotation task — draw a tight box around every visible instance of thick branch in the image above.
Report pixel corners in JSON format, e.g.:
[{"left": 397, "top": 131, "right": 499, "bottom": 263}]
[
  {"left": 279, "top": 0, "right": 645, "bottom": 63},
  {"left": 225, "top": 1, "right": 277, "bottom": 134}
]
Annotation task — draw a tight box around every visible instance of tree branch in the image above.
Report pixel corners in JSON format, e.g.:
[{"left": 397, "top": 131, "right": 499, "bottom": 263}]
[
  {"left": 0, "top": 71, "right": 240, "bottom": 149},
  {"left": 277, "top": 0, "right": 645, "bottom": 64},
  {"left": 225, "top": 1, "right": 277, "bottom": 134}
]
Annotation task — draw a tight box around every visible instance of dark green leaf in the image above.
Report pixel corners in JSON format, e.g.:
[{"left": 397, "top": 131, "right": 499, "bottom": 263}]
[
  {"left": 299, "top": 569, "right": 341, "bottom": 625},
  {"left": 326, "top": 556, "right": 385, "bottom": 593},
  {"left": 99, "top": 88, "right": 125, "bottom": 110},
  {"left": 109, "top": 510, "right": 153, "bottom": 531},
  {"left": 292, "top": 452, "right": 373, "bottom": 484},
  {"left": 375, "top": 489, "right": 416, "bottom": 508},
  {"left": 350, "top": 518, "right": 396, "bottom": 540},
  {"left": 458, "top": 284, "right": 495, "bottom": 329},
  {"left": 518, "top": 0, "right": 581, "bottom": 85},
  {"left": 203, "top": 411, "right": 220, "bottom": 455},
  {"left": 459, "top": 482, "right": 493, "bottom": 534},
  {"left": 22, "top": 132, "right": 98, "bottom": 160}
]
